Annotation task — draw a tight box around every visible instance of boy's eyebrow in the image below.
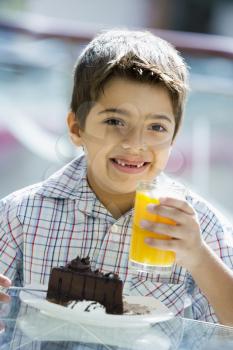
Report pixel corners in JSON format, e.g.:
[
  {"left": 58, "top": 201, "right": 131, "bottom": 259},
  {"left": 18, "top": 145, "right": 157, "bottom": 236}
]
[
  {"left": 145, "top": 114, "right": 173, "bottom": 124},
  {"left": 98, "top": 108, "right": 130, "bottom": 116},
  {"left": 98, "top": 108, "right": 173, "bottom": 123}
]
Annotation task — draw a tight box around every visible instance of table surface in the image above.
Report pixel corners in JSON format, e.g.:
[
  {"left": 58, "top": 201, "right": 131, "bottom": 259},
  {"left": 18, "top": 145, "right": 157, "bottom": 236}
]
[{"left": 0, "top": 291, "right": 233, "bottom": 350}]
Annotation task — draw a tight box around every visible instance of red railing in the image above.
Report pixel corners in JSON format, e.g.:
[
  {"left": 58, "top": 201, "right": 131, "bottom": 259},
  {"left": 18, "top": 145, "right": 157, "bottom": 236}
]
[
  {"left": 1, "top": 12, "right": 233, "bottom": 161},
  {"left": 0, "top": 13, "right": 233, "bottom": 59}
]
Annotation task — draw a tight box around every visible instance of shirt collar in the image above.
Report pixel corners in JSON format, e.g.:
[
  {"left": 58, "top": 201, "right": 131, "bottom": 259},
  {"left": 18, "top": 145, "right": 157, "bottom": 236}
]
[
  {"left": 37, "top": 155, "right": 89, "bottom": 199},
  {"left": 36, "top": 155, "right": 185, "bottom": 219},
  {"left": 37, "top": 155, "right": 115, "bottom": 220}
]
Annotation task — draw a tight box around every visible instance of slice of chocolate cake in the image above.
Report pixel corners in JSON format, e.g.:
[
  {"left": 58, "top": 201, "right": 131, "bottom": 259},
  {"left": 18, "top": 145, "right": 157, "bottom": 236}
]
[{"left": 46, "top": 256, "right": 123, "bottom": 315}]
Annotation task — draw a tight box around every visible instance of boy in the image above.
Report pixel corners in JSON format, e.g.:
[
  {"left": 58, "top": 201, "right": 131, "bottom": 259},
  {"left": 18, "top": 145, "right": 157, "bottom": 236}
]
[{"left": 0, "top": 29, "right": 233, "bottom": 325}]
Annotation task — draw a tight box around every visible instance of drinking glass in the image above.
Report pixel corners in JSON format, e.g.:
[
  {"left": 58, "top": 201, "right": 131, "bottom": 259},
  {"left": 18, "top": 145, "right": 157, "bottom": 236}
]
[{"left": 129, "top": 180, "right": 186, "bottom": 274}]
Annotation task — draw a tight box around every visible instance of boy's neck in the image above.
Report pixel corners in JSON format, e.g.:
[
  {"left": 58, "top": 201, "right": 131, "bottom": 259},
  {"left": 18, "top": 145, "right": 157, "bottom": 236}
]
[{"left": 86, "top": 175, "right": 135, "bottom": 220}]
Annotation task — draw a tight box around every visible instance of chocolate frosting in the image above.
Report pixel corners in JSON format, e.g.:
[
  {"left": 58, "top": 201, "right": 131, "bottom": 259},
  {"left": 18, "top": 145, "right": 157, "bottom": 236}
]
[
  {"left": 47, "top": 255, "right": 124, "bottom": 314},
  {"left": 66, "top": 256, "right": 91, "bottom": 272}
]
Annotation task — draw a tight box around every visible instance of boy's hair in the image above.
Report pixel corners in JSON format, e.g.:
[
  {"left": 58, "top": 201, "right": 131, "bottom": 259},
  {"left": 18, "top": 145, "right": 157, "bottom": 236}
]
[{"left": 71, "top": 29, "right": 189, "bottom": 138}]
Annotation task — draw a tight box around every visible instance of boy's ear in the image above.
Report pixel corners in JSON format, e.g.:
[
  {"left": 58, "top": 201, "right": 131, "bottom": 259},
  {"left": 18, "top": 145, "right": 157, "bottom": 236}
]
[{"left": 67, "top": 112, "right": 83, "bottom": 146}]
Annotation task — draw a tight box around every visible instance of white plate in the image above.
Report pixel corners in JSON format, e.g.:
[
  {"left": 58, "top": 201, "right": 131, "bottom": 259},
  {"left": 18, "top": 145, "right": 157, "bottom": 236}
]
[
  {"left": 17, "top": 309, "right": 172, "bottom": 349},
  {"left": 19, "top": 287, "right": 174, "bottom": 328}
]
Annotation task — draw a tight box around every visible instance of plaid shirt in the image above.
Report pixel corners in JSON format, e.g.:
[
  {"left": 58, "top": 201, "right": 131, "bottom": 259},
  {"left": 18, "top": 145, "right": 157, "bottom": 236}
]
[{"left": 1, "top": 156, "right": 233, "bottom": 322}]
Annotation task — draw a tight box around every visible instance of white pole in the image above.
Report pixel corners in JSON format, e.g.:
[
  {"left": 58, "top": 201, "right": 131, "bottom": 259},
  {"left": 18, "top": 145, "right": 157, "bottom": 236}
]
[{"left": 192, "top": 117, "right": 211, "bottom": 196}]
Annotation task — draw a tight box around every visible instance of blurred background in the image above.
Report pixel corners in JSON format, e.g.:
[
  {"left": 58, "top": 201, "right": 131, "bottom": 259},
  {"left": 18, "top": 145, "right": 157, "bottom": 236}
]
[{"left": 0, "top": 0, "right": 233, "bottom": 219}]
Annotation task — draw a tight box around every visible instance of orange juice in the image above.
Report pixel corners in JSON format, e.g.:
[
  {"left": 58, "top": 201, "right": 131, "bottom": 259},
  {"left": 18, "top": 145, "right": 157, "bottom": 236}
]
[{"left": 129, "top": 190, "right": 176, "bottom": 269}]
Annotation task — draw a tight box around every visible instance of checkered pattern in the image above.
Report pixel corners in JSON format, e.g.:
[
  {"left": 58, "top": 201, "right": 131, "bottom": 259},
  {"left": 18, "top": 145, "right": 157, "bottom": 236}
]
[{"left": 0, "top": 156, "right": 233, "bottom": 322}]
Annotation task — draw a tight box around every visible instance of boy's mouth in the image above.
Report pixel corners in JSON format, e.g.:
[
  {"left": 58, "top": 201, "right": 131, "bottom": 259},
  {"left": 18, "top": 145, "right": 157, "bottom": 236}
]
[{"left": 110, "top": 158, "right": 150, "bottom": 174}]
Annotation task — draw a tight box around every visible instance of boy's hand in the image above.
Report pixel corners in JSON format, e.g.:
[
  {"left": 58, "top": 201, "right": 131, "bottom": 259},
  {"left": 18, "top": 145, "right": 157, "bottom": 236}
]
[
  {"left": 0, "top": 275, "right": 11, "bottom": 303},
  {"left": 141, "top": 197, "right": 206, "bottom": 271}
]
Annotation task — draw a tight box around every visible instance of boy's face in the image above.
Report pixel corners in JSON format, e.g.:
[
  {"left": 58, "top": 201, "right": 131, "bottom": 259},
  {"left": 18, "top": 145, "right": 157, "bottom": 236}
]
[{"left": 68, "top": 77, "right": 175, "bottom": 195}]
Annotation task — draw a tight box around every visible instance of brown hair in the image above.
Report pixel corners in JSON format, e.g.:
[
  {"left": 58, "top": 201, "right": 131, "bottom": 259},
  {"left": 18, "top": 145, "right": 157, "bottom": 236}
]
[{"left": 70, "top": 29, "right": 189, "bottom": 138}]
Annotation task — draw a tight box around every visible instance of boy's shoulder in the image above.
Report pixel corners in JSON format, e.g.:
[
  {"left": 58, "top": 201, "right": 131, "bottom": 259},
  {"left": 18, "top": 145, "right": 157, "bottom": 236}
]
[
  {"left": 0, "top": 155, "right": 87, "bottom": 215},
  {"left": 163, "top": 174, "right": 232, "bottom": 233}
]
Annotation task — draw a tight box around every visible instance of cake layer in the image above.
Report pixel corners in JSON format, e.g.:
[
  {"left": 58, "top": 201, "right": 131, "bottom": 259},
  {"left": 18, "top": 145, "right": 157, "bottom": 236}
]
[{"left": 46, "top": 256, "right": 123, "bottom": 314}]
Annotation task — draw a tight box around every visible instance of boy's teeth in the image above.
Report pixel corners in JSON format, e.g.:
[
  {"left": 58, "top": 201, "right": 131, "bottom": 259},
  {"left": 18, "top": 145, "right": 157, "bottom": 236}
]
[
  {"left": 116, "top": 159, "right": 126, "bottom": 166},
  {"left": 115, "top": 159, "right": 144, "bottom": 168}
]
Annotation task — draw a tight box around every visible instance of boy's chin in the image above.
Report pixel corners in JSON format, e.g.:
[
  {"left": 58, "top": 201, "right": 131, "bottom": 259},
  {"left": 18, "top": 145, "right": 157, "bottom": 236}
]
[
  {"left": 105, "top": 182, "right": 138, "bottom": 195},
  {"left": 93, "top": 178, "right": 135, "bottom": 195}
]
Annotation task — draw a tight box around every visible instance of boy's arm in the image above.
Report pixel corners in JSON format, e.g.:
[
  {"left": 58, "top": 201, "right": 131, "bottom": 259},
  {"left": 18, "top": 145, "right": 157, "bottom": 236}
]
[
  {"left": 189, "top": 240, "right": 233, "bottom": 326},
  {"left": 142, "top": 197, "right": 233, "bottom": 326},
  {"left": 0, "top": 197, "right": 23, "bottom": 301}
]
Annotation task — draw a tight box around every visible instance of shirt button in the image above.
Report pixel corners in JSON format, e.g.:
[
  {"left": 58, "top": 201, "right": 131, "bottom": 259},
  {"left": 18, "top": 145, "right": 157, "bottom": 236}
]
[
  {"left": 93, "top": 252, "right": 99, "bottom": 260},
  {"left": 111, "top": 224, "right": 119, "bottom": 234}
]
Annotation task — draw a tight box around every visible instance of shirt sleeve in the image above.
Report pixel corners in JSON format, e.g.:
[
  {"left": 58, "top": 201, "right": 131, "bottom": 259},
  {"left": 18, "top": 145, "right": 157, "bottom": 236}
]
[
  {"left": 186, "top": 272, "right": 219, "bottom": 323},
  {"left": 186, "top": 196, "right": 233, "bottom": 323},
  {"left": 0, "top": 196, "right": 23, "bottom": 284}
]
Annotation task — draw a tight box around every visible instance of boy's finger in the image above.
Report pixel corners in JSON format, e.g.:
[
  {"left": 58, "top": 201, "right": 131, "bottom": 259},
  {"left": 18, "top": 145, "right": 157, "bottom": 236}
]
[
  {"left": 140, "top": 221, "right": 182, "bottom": 239},
  {"left": 148, "top": 197, "right": 194, "bottom": 215},
  {"left": 146, "top": 205, "right": 192, "bottom": 225},
  {"left": 0, "top": 292, "right": 11, "bottom": 303},
  {"left": 144, "top": 237, "right": 176, "bottom": 251},
  {"left": 0, "top": 275, "right": 11, "bottom": 288}
]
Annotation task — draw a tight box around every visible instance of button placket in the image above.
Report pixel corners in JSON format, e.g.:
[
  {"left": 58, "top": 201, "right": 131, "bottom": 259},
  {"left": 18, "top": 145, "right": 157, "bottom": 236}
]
[
  {"left": 94, "top": 216, "right": 132, "bottom": 278},
  {"left": 111, "top": 224, "right": 120, "bottom": 240},
  {"left": 94, "top": 222, "right": 121, "bottom": 268}
]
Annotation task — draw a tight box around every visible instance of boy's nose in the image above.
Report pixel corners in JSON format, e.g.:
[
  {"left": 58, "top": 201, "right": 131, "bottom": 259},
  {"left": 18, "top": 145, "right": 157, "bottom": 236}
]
[
  {"left": 121, "top": 127, "right": 147, "bottom": 151},
  {"left": 121, "top": 143, "right": 148, "bottom": 151}
]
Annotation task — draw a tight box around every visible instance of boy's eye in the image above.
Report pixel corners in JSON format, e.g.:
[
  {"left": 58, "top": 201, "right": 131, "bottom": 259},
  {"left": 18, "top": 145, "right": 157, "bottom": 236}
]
[
  {"left": 149, "top": 124, "right": 167, "bottom": 132},
  {"left": 103, "top": 118, "right": 125, "bottom": 127}
]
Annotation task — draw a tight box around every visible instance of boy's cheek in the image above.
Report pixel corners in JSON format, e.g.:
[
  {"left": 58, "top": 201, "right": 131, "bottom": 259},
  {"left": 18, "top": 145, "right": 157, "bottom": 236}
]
[
  {"left": 82, "top": 132, "right": 107, "bottom": 146},
  {"left": 150, "top": 158, "right": 169, "bottom": 174},
  {"left": 155, "top": 149, "right": 171, "bottom": 168}
]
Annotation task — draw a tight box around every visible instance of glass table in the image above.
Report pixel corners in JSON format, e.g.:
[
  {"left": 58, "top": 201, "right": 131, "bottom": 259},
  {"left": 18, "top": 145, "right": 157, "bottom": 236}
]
[{"left": 0, "top": 292, "right": 233, "bottom": 350}]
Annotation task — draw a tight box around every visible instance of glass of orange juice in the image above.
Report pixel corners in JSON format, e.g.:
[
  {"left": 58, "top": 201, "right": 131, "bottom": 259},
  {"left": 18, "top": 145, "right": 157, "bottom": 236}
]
[{"left": 129, "top": 180, "right": 186, "bottom": 274}]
